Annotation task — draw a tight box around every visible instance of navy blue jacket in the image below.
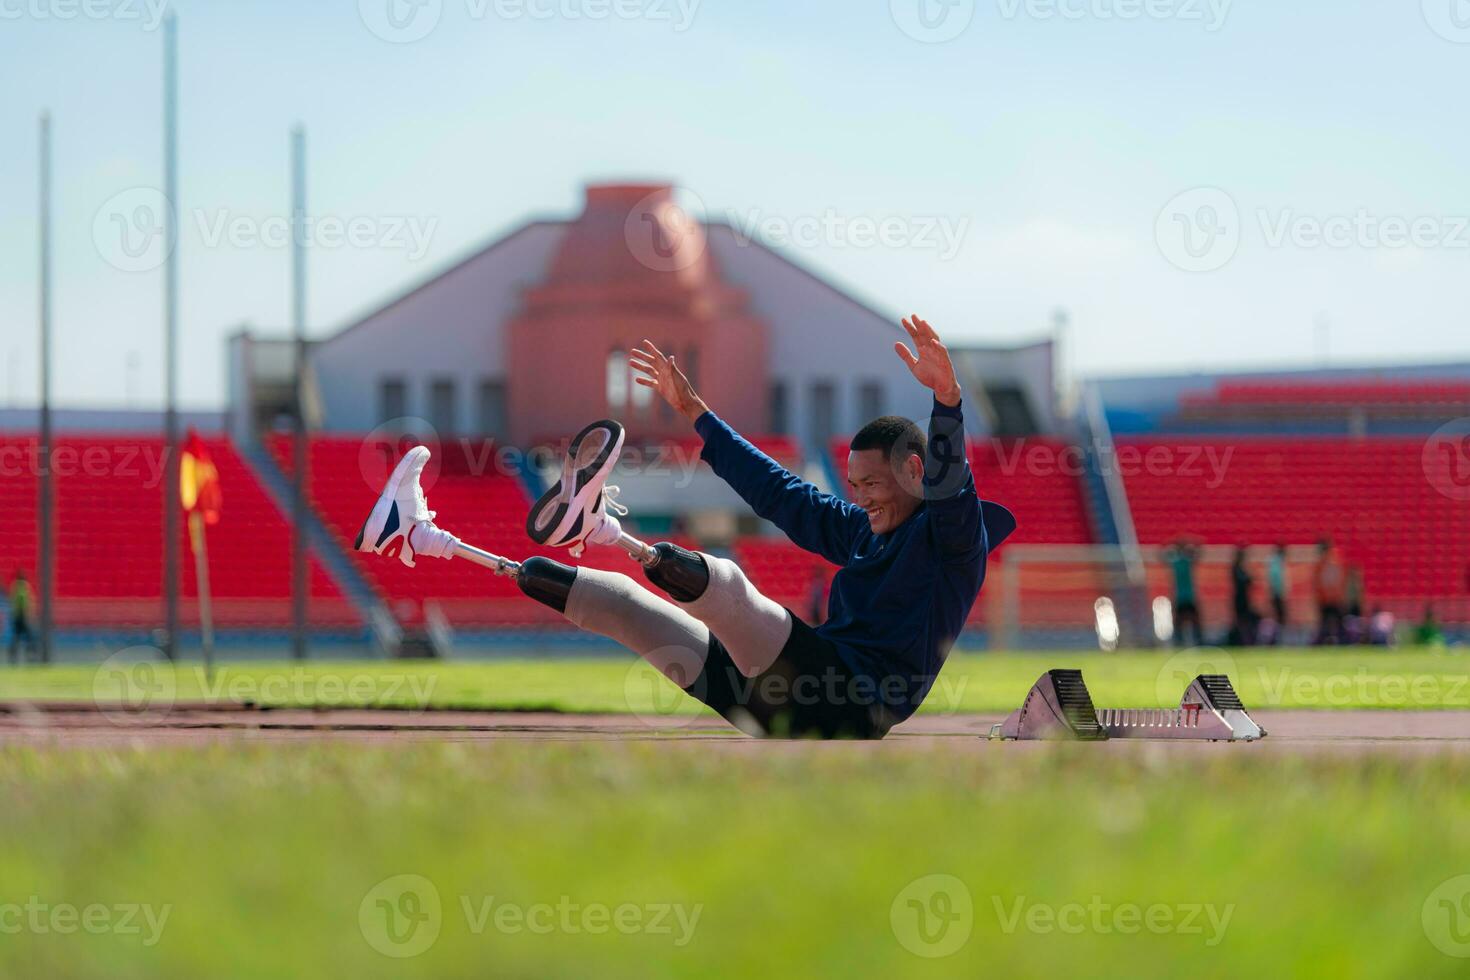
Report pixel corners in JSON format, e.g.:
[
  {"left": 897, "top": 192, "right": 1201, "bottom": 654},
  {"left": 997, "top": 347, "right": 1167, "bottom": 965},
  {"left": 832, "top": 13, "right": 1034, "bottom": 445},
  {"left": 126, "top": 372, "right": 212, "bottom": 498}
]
[{"left": 696, "top": 397, "right": 1016, "bottom": 722}]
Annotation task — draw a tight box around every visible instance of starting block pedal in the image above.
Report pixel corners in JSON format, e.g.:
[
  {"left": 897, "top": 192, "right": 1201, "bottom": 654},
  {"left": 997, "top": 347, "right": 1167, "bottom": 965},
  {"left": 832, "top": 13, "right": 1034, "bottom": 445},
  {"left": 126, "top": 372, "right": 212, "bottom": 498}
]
[
  {"left": 990, "top": 671, "right": 1266, "bottom": 742},
  {"left": 990, "top": 669, "right": 1108, "bottom": 741}
]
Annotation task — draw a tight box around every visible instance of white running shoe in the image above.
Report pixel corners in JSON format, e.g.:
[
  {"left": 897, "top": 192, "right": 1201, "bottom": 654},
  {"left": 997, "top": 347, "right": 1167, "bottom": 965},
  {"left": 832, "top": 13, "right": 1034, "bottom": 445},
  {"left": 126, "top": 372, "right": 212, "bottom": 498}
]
[
  {"left": 355, "top": 446, "right": 460, "bottom": 567},
  {"left": 526, "top": 419, "right": 629, "bottom": 558}
]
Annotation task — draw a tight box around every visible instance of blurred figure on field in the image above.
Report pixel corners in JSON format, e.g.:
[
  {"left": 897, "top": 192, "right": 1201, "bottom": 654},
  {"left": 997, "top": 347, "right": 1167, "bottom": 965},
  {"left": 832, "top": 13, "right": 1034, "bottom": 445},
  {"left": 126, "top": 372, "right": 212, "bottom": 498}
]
[
  {"left": 1164, "top": 536, "right": 1204, "bottom": 647},
  {"left": 1367, "top": 606, "right": 1396, "bottom": 646},
  {"left": 1266, "top": 542, "right": 1289, "bottom": 642},
  {"left": 1313, "top": 538, "right": 1348, "bottom": 645},
  {"left": 1413, "top": 605, "right": 1445, "bottom": 648},
  {"left": 1343, "top": 564, "right": 1366, "bottom": 644},
  {"left": 7, "top": 569, "right": 35, "bottom": 665},
  {"left": 1230, "top": 546, "right": 1258, "bottom": 646}
]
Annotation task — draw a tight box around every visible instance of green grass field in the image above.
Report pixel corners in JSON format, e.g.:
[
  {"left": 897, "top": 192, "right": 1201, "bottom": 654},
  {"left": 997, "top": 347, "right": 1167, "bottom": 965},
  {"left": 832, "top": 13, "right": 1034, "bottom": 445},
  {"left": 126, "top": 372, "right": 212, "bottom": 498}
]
[
  {"left": 3, "top": 647, "right": 1468, "bottom": 715},
  {"left": 1, "top": 742, "right": 1468, "bottom": 978},
  {"left": 2, "top": 649, "right": 1468, "bottom": 977}
]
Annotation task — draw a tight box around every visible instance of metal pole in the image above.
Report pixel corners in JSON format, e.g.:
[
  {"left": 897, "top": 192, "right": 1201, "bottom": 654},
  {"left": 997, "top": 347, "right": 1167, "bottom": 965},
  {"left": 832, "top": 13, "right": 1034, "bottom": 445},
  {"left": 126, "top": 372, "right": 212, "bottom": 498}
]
[
  {"left": 37, "top": 113, "right": 54, "bottom": 665},
  {"left": 290, "top": 125, "right": 308, "bottom": 660},
  {"left": 162, "top": 12, "right": 181, "bottom": 661},
  {"left": 190, "top": 512, "right": 215, "bottom": 682}
]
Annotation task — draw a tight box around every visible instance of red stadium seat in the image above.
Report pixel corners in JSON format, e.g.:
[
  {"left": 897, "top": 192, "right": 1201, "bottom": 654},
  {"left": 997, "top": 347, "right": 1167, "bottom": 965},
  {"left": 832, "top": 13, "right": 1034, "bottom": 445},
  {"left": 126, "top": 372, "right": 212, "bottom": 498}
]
[
  {"left": 0, "top": 434, "right": 356, "bottom": 630},
  {"left": 1119, "top": 436, "right": 1470, "bottom": 622}
]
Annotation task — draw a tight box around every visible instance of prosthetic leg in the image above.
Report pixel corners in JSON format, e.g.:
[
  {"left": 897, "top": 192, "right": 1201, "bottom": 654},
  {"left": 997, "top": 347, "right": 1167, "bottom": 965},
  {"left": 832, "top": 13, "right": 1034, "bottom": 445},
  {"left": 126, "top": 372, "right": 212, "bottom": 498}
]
[{"left": 453, "top": 531, "right": 709, "bottom": 611}]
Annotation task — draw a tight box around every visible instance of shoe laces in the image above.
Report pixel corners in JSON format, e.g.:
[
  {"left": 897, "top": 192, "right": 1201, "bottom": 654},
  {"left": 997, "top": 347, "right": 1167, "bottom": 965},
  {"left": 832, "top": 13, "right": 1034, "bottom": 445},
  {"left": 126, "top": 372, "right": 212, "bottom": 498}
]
[
  {"left": 603, "top": 485, "right": 629, "bottom": 518},
  {"left": 412, "top": 481, "right": 435, "bottom": 523},
  {"left": 570, "top": 488, "right": 627, "bottom": 559}
]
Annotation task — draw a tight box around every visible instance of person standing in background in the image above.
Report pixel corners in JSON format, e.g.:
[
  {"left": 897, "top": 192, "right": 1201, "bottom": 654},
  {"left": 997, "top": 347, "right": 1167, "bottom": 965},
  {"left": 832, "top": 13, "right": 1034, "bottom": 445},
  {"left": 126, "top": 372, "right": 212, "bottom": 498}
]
[
  {"left": 1267, "top": 543, "right": 1289, "bottom": 643},
  {"left": 1230, "top": 546, "right": 1258, "bottom": 646},
  {"left": 7, "top": 570, "right": 35, "bottom": 665},
  {"left": 1313, "top": 539, "right": 1348, "bottom": 645},
  {"left": 1165, "top": 537, "right": 1204, "bottom": 647}
]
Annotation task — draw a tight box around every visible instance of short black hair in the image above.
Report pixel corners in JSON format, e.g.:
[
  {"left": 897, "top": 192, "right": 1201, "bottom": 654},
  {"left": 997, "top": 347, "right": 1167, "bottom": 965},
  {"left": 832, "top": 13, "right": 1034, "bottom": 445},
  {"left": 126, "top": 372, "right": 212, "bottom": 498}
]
[{"left": 849, "top": 416, "right": 925, "bottom": 461}]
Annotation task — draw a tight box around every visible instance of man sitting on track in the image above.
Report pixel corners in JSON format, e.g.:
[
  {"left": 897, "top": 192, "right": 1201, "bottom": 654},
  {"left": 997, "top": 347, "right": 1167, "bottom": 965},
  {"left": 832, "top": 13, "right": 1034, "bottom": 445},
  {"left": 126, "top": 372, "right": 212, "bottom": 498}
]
[{"left": 356, "top": 315, "right": 1015, "bottom": 738}]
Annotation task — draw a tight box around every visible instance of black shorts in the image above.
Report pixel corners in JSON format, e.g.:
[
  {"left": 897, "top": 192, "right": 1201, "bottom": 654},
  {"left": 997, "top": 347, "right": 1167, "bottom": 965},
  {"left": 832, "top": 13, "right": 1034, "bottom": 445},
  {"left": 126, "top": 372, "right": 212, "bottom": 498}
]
[{"left": 685, "top": 613, "right": 893, "bottom": 740}]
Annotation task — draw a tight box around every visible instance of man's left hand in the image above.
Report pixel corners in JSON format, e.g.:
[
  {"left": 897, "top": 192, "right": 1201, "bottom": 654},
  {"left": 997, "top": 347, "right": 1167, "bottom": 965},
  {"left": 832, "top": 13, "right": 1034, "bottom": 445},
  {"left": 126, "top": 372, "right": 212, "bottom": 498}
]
[{"left": 894, "top": 314, "right": 962, "bottom": 407}]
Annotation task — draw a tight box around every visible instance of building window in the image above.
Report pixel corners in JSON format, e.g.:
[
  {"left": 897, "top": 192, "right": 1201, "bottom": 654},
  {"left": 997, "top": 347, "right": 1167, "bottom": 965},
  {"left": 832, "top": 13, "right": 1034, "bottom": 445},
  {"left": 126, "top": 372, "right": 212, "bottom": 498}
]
[
  {"left": 769, "top": 382, "right": 788, "bottom": 435},
  {"left": 858, "top": 380, "right": 884, "bottom": 424},
  {"left": 380, "top": 378, "right": 407, "bottom": 424},
  {"left": 478, "top": 379, "right": 507, "bottom": 440},
  {"left": 809, "top": 381, "right": 838, "bottom": 449},
  {"left": 606, "top": 350, "right": 628, "bottom": 413},
  {"left": 429, "top": 377, "right": 457, "bottom": 435}
]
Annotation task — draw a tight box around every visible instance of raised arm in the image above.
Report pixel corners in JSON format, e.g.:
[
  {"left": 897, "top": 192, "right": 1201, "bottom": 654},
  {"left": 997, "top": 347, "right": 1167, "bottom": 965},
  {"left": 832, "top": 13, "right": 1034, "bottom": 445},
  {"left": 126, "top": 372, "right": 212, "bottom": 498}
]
[
  {"left": 895, "top": 315, "right": 987, "bottom": 560},
  {"left": 630, "top": 340, "right": 864, "bottom": 563}
]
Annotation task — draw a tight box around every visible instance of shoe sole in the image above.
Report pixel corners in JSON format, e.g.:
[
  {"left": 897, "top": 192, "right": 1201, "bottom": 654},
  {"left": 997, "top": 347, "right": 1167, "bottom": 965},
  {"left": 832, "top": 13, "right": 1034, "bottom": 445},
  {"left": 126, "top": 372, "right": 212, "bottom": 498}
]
[
  {"left": 526, "top": 420, "right": 624, "bottom": 548},
  {"left": 355, "top": 446, "right": 430, "bottom": 553}
]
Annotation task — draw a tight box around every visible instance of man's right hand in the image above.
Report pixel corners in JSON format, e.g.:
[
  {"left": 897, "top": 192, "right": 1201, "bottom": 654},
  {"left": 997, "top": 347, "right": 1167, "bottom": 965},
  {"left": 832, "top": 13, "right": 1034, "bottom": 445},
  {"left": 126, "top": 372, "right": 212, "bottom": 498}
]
[{"left": 630, "top": 340, "right": 710, "bottom": 424}]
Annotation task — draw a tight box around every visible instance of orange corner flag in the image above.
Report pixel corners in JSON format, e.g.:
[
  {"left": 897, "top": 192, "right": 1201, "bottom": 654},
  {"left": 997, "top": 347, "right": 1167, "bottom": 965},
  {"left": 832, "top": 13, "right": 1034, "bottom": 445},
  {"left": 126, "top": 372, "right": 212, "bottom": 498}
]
[{"left": 180, "top": 429, "right": 223, "bottom": 526}]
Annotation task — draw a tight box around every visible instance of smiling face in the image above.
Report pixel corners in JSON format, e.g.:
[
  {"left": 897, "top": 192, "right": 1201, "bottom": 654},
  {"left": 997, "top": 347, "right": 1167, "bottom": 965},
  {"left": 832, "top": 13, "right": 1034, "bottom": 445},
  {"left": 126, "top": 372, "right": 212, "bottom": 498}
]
[{"left": 847, "top": 448, "right": 924, "bottom": 535}]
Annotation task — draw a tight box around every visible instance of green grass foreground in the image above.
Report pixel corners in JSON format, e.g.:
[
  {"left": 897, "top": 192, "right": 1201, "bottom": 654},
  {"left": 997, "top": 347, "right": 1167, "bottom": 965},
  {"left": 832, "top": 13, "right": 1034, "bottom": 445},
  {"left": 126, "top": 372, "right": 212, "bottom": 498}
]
[
  {"left": 0, "top": 742, "right": 1467, "bottom": 978},
  {"left": 1, "top": 648, "right": 1467, "bottom": 714}
]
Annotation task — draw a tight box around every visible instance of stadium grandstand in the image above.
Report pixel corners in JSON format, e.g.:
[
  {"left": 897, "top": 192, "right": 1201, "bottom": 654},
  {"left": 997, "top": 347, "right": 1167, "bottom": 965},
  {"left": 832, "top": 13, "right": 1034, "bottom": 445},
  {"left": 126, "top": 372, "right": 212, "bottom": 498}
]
[{"left": 3, "top": 184, "right": 1468, "bottom": 655}]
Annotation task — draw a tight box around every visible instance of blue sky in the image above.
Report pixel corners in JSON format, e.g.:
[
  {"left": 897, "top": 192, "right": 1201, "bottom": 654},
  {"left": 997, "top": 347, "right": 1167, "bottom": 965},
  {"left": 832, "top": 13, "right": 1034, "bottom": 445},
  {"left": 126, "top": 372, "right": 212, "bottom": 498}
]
[{"left": 2, "top": 0, "right": 1467, "bottom": 409}]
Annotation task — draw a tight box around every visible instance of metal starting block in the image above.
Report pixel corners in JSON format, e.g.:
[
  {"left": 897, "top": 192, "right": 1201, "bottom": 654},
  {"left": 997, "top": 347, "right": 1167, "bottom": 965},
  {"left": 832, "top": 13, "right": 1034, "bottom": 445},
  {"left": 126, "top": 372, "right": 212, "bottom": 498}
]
[{"left": 989, "top": 669, "right": 1267, "bottom": 742}]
